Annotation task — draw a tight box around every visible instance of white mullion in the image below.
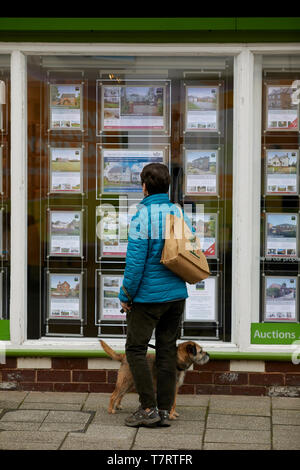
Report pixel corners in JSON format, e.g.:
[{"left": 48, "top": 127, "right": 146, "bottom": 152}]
[
  {"left": 10, "top": 51, "right": 27, "bottom": 345},
  {"left": 232, "top": 50, "right": 256, "bottom": 350}
]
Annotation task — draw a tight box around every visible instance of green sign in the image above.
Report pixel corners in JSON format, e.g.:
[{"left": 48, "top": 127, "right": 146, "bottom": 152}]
[
  {"left": 251, "top": 323, "right": 300, "bottom": 345},
  {"left": 0, "top": 320, "right": 10, "bottom": 341}
]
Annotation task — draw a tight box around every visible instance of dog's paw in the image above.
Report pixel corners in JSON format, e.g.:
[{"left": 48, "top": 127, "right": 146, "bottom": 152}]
[
  {"left": 173, "top": 411, "right": 180, "bottom": 417},
  {"left": 116, "top": 405, "right": 123, "bottom": 410},
  {"left": 168, "top": 413, "right": 177, "bottom": 420}
]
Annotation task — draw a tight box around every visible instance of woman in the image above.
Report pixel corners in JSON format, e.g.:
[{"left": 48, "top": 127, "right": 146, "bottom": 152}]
[{"left": 119, "top": 162, "right": 192, "bottom": 427}]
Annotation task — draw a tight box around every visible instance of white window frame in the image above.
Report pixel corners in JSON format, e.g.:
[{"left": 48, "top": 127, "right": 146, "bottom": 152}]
[{"left": 0, "top": 42, "right": 299, "bottom": 354}]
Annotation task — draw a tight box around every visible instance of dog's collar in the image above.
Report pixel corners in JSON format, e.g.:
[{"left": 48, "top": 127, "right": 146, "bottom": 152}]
[{"left": 176, "top": 363, "right": 189, "bottom": 371}]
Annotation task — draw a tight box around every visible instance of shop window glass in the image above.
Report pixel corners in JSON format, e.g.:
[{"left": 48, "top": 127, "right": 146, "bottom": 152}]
[
  {"left": 0, "top": 55, "right": 10, "bottom": 325},
  {"left": 27, "top": 55, "right": 234, "bottom": 341},
  {"left": 260, "top": 56, "right": 300, "bottom": 328}
]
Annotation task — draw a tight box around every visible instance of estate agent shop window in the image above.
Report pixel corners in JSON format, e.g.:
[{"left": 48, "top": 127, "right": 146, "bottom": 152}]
[
  {"left": 13, "top": 50, "right": 298, "bottom": 346},
  {"left": 26, "top": 54, "right": 234, "bottom": 342}
]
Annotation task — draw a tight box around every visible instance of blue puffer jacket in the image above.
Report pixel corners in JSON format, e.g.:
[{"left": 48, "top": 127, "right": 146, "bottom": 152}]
[{"left": 119, "top": 193, "right": 193, "bottom": 303}]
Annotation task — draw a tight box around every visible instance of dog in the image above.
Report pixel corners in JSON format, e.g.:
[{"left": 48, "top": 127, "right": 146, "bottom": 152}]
[{"left": 100, "top": 339, "right": 210, "bottom": 419}]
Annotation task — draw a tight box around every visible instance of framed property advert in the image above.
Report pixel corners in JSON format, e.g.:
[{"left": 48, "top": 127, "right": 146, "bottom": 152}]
[
  {"left": 184, "top": 276, "right": 218, "bottom": 322},
  {"left": 97, "top": 81, "right": 170, "bottom": 135},
  {"left": 185, "top": 85, "right": 219, "bottom": 132},
  {"left": 98, "top": 144, "right": 168, "bottom": 197},
  {"left": 49, "top": 83, "right": 83, "bottom": 131},
  {"left": 184, "top": 148, "right": 218, "bottom": 196},
  {"left": 97, "top": 272, "right": 126, "bottom": 322},
  {"left": 265, "top": 212, "right": 298, "bottom": 259},
  {"left": 96, "top": 200, "right": 137, "bottom": 259},
  {"left": 265, "top": 149, "right": 299, "bottom": 195},
  {"left": 191, "top": 212, "right": 218, "bottom": 258},
  {"left": 49, "top": 146, "right": 83, "bottom": 194},
  {"left": 263, "top": 275, "right": 298, "bottom": 322},
  {"left": 48, "top": 209, "right": 83, "bottom": 258},
  {"left": 47, "top": 272, "right": 82, "bottom": 321},
  {"left": 265, "top": 84, "right": 299, "bottom": 131}
]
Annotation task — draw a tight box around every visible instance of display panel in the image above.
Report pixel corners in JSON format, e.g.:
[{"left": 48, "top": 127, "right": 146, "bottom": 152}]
[
  {"left": 184, "top": 276, "right": 218, "bottom": 322},
  {"left": 265, "top": 83, "right": 299, "bottom": 132},
  {"left": 97, "top": 80, "right": 171, "bottom": 136},
  {"left": 47, "top": 208, "right": 85, "bottom": 259},
  {"left": 265, "top": 212, "right": 298, "bottom": 259},
  {"left": 47, "top": 271, "right": 83, "bottom": 321},
  {"left": 97, "top": 144, "right": 169, "bottom": 199},
  {"left": 49, "top": 83, "right": 83, "bottom": 131},
  {"left": 265, "top": 148, "right": 298, "bottom": 196},
  {"left": 191, "top": 211, "right": 218, "bottom": 259},
  {"left": 184, "top": 147, "right": 219, "bottom": 196},
  {"left": 263, "top": 275, "right": 298, "bottom": 322},
  {"left": 49, "top": 146, "right": 83, "bottom": 194},
  {"left": 97, "top": 272, "right": 126, "bottom": 322}
]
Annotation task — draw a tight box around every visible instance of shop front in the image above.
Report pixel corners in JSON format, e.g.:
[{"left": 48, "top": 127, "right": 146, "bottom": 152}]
[{"left": 0, "top": 18, "right": 299, "bottom": 395}]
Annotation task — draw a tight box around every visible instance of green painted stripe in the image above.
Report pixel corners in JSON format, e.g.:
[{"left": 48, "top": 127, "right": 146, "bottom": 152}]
[
  {"left": 3, "top": 349, "right": 294, "bottom": 361},
  {"left": 0, "top": 17, "right": 299, "bottom": 32}
]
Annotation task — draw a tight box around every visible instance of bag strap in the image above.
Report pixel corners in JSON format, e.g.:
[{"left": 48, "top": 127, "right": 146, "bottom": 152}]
[{"left": 121, "top": 285, "right": 133, "bottom": 305}]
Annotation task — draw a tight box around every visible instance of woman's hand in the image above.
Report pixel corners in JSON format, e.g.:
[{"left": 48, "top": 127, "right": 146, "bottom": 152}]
[{"left": 120, "top": 301, "right": 132, "bottom": 313}]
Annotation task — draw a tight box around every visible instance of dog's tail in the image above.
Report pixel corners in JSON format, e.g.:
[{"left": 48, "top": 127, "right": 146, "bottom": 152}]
[{"left": 100, "top": 340, "right": 123, "bottom": 362}]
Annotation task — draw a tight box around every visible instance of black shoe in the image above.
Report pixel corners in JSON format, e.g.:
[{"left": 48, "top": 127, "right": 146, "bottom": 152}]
[
  {"left": 125, "top": 406, "right": 161, "bottom": 427},
  {"left": 158, "top": 409, "right": 172, "bottom": 427}
]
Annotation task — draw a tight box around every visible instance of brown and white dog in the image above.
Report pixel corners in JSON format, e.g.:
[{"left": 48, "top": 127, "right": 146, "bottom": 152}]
[{"left": 100, "top": 340, "right": 210, "bottom": 419}]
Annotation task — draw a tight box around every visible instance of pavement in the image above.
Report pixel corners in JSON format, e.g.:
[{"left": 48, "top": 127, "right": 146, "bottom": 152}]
[{"left": 0, "top": 391, "right": 299, "bottom": 450}]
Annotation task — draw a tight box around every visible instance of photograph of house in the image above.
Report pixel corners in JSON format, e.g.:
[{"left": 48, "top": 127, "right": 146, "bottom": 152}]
[
  {"left": 267, "top": 151, "right": 297, "bottom": 174},
  {"left": 268, "top": 86, "right": 296, "bottom": 110},
  {"left": 51, "top": 212, "right": 81, "bottom": 236},
  {"left": 50, "top": 84, "right": 81, "bottom": 109},
  {"left": 187, "top": 87, "right": 217, "bottom": 111},
  {"left": 120, "top": 86, "right": 164, "bottom": 117},
  {"left": 266, "top": 278, "right": 296, "bottom": 300},
  {"left": 50, "top": 274, "right": 80, "bottom": 299},
  {"left": 186, "top": 151, "right": 217, "bottom": 175}
]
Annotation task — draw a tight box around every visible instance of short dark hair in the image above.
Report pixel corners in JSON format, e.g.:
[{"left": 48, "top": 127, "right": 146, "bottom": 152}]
[{"left": 140, "top": 163, "right": 170, "bottom": 195}]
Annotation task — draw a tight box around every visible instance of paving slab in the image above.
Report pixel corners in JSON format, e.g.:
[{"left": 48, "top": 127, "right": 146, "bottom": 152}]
[
  {"left": 20, "top": 402, "right": 83, "bottom": 411},
  {"left": 206, "top": 413, "right": 271, "bottom": 430},
  {"left": 272, "top": 397, "right": 300, "bottom": 410},
  {"left": 209, "top": 395, "right": 271, "bottom": 416},
  {"left": 133, "top": 428, "right": 203, "bottom": 450},
  {"left": 61, "top": 424, "right": 136, "bottom": 450},
  {"left": 38, "top": 422, "right": 88, "bottom": 432},
  {"left": 203, "top": 442, "right": 271, "bottom": 450},
  {"left": 0, "top": 409, "right": 48, "bottom": 422},
  {"left": 0, "top": 391, "right": 28, "bottom": 409},
  {"left": 0, "top": 421, "right": 41, "bottom": 431},
  {"left": 273, "top": 425, "right": 300, "bottom": 450},
  {"left": 83, "top": 392, "right": 139, "bottom": 411},
  {"left": 175, "top": 395, "right": 210, "bottom": 407},
  {"left": 272, "top": 409, "right": 300, "bottom": 426},
  {"left": 0, "top": 431, "right": 67, "bottom": 450},
  {"left": 204, "top": 428, "right": 271, "bottom": 445},
  {"left": 92, "top": 408, "right": 136, "bottom": 426},
  {"left": 23, "top": 391, "right": 88, "bottom": 404},
  {"left": 43, "top": 410, "right": 91, "bottom": 425},
  {"left": 171, "top": 406, "right": 207, "bottom": 421}
]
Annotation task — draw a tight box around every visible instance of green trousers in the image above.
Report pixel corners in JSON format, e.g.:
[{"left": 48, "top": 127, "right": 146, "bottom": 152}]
[{"left": 125, "top": 299, "right": 185, "bottom": 411}]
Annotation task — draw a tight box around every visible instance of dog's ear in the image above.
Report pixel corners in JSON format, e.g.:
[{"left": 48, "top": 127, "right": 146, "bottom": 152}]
[{"left": 186, "top": 343, "right": 197, "bottom": 357}]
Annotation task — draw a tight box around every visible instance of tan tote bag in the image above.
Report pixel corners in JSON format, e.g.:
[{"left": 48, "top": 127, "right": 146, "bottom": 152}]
[{"left": 160, "top": 206, "right": 210, "bottom": 284}]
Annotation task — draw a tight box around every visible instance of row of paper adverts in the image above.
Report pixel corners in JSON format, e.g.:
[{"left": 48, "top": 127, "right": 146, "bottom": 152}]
[
  {"left": 47, "top": 146, "right": 299, "bottom": 196},
  {"left": 47, "top": 82, "right": 299, "bottom": 132},
  {"left": 45, "top": 271, "right": 299, "bottom": 324},
  {"left": 46, "top": 208, "right": 299, "bottom": 260}
]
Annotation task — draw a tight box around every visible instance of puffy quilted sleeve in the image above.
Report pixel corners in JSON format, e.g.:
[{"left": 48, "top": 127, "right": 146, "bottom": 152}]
[{"left": 119, "top": 205, "right": 149, "bottom": 303}]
